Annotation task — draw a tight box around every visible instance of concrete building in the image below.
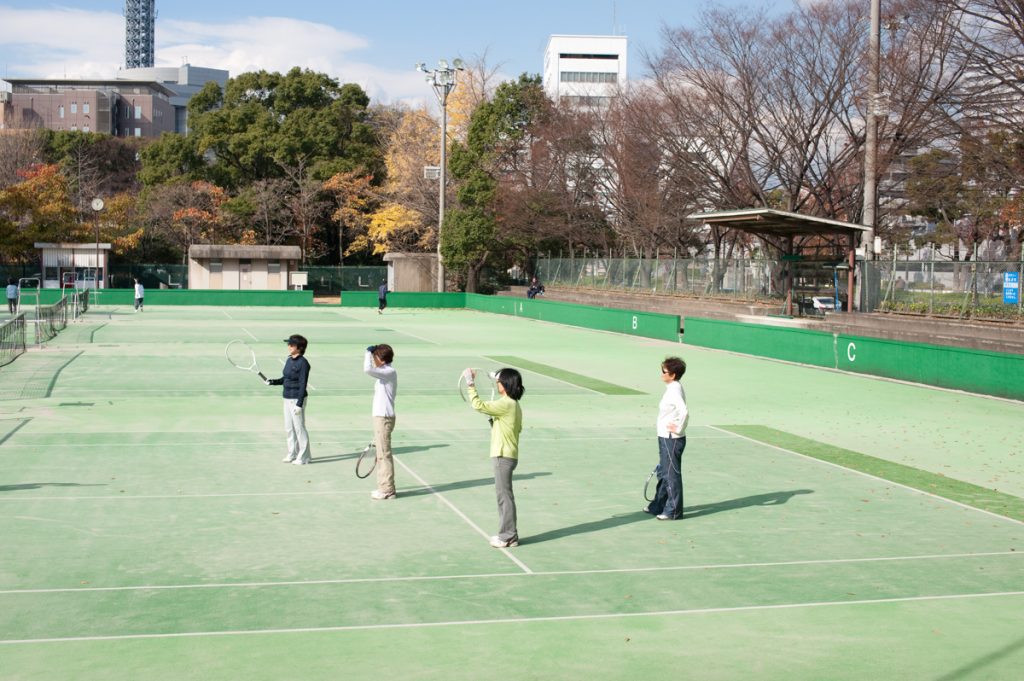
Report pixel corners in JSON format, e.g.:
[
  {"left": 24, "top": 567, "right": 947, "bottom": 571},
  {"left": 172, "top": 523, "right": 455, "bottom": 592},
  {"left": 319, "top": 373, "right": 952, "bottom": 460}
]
[
  {"left": 1, "top": 79, "right": 176, "bottom": 137},
  {"left": 117, "top": 65, "right": 229, "bottom": 134},
  {"left": 1, "top": 65, "right": 228, "bottom": 137},
  {"left": 383, "top": 253, "right": 437, "bottom": 292},
  {"left": 34, "top": 242, "right": 113, "bottom": 289},
  {"left": 188, "top": 245, "right": 303, "bottom": 291},
  {"left": 543, "top": 35, "right": 628, "bottom": 109}
]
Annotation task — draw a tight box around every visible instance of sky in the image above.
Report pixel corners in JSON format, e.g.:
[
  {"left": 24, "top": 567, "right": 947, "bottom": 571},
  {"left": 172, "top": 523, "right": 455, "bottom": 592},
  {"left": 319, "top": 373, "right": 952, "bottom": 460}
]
[{"left": 0, "top": 0, "right": 778, "bottom": 105}]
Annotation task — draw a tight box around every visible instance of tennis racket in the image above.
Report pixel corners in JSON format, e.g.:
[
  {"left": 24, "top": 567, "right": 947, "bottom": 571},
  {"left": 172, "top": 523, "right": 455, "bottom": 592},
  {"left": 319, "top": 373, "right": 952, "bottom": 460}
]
[
  {"left": 458, "top": 368, "right": 497, "bottom": 402},
  {"left": 356, "top": 443, "right": 376, "bottom": 479},
  {"left": 643, "top": 464, "right": 661, "bottom": 502},
  {"left": 225, "top": 340, "right": 267, "bottom": 382}
]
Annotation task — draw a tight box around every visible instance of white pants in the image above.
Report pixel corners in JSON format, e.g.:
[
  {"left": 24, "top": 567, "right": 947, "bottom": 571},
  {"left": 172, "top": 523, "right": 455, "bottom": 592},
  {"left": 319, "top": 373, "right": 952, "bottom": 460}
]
[{"left": 283, "top": 398, "right": 311, "bottom": 463}]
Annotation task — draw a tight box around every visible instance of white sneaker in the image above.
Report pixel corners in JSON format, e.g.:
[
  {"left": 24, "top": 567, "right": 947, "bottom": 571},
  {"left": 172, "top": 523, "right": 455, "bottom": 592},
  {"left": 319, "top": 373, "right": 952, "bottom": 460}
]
[
  {"left": 282, "top": 457, "right": 294, "bottom": 463},
  {"left": 370, "top": 490, "right": 396, "bottom": 500},
  {"left": 489, "top": 535, "right": 519, "bottom": 548},
  {"left": 292, "top": 459, "right": 308, "bottom": 466}
]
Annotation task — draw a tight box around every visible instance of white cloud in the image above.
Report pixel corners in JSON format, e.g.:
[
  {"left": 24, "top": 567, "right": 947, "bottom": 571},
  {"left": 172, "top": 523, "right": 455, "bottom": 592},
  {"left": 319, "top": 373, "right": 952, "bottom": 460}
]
[{"left": 0, "top": 6, "right": 430, "bottom": 103}]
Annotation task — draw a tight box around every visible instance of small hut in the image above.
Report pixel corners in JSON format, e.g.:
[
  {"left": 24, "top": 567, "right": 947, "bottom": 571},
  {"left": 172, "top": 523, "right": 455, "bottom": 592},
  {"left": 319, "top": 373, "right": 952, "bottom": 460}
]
[{"left": 187, "top": 245, "right": 303, "bottom": 290}]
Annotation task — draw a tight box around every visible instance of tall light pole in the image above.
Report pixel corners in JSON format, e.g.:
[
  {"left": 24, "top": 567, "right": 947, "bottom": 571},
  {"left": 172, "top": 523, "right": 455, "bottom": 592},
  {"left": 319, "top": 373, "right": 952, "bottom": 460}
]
[
  {"left": 861, "top": 0, "right": 881, "bottom": 255},
  {"left": 417, "top": 58, "right": 465, "bottom": 293}
]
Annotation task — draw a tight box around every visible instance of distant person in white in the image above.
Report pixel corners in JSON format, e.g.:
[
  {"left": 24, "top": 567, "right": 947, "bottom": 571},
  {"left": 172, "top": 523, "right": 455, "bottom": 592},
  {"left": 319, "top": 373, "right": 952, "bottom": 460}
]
[
  {"left": 6, "top": 279, "right": 18, "bottom": 314},
  {"left": 644, "top": 356, "right": 689, "bottom": 520},
  {"left": 133, "top": 278, "right": 144, "bottom": 312},
  {"left": 364, "top": 343, "right": 398, "bottom": 499}
]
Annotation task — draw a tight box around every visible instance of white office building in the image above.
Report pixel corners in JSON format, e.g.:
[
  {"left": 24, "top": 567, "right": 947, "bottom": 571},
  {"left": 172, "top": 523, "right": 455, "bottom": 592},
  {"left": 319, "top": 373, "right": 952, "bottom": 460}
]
[{"left": 543, "top": 35, "right": 628, "bottom": 109}]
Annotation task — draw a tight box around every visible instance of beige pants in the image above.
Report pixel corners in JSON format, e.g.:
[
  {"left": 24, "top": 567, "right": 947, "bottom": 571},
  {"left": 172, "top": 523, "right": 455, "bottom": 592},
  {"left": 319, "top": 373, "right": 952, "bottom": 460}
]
[{"left": 374, "top": 416, "right": 396, "bottom": 494}]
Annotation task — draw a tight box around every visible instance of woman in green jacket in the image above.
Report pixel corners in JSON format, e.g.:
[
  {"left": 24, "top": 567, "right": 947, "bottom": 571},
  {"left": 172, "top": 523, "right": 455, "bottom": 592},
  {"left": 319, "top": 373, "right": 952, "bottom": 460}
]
[{"left": 464, "top": 368, "right": 525, "bottom": 548}]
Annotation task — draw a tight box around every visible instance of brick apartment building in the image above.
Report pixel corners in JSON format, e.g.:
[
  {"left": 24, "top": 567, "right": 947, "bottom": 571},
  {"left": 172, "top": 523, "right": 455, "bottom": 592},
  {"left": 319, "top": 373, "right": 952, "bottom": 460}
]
[
  {"left": 0, "top": 65, "right": 229, "bottom": 138},
  {"left": 1, "top": 79, "right": 176, "bottom": 138}
]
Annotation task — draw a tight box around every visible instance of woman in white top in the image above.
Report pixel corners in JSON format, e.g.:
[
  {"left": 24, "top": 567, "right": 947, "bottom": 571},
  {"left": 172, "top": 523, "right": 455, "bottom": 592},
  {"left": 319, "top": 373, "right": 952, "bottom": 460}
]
[
  {"left": 364, "top": 343, "right": 398, "bottom": 499},
  {"left": 133, "top": 279, "right": 145, "bottom": 312},
  {"left": 645, "top": 356, "right": 689, "bottom": 520}
]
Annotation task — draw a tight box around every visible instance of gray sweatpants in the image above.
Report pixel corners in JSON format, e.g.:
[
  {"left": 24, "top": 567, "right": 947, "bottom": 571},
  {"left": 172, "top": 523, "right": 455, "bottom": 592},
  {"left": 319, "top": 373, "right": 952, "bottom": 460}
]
[
  {"left": 492, "top": 456, "right": 518, "bottom": 541},
  {"left": 283, "top": 398, "right": 310, "bottom": 463}
]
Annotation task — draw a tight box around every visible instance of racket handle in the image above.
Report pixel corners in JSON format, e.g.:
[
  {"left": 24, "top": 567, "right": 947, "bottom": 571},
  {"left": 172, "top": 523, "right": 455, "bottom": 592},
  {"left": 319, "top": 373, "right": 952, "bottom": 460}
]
[{"left": 258, "top": 372, "right": 267, "bottom": 382}]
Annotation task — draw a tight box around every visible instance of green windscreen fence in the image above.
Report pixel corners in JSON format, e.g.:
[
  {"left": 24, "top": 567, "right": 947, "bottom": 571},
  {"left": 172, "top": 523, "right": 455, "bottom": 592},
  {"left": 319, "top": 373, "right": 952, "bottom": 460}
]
[
  {"left": 683, "top": 317, "right": 1024, "bottom": 401},
  {"left": 339, "top": 292, "right": 682, "bottom": 342},
  {"left": 34, "top": 289, "right": 314, "bottom": 307}
]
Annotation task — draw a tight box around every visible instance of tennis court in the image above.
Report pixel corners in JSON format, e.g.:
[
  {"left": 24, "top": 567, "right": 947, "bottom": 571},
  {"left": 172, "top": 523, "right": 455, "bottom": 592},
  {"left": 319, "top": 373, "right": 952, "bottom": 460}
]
[{"left": 1, "top": 305, "right": 1022, "bottom": 680}]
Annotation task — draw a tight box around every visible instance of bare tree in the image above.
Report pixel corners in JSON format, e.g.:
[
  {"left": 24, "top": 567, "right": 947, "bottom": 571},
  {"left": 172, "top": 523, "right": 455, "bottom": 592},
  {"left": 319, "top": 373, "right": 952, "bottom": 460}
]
[
  {"left": 278, "top": 157, "right": 330, "bottom": 265},
  {"left": 0, "top": 130, "right": 43, "bottom": 190},
  {"left": 944, "top": 0, "right": 1024, "bottom": 135}
]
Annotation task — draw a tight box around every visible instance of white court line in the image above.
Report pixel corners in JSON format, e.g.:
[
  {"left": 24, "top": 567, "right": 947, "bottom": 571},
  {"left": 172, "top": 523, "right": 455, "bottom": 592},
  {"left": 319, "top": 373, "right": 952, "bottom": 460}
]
[
  {"left": 240, "top": 327, "right": 259, "bottom": 341},
  {"left": 386, "top": 328, "right": 439, "bottom": 345},
  {"left": 11, "top": 424, "right": 702, "bottom": 436},
  {"left": 0, "top": 435, "right": 731, "bottom": 450},
  {"left": 3, "top": 590, "right": 1023, "bottom": 644},
  {"left": 709, "top": 425, "right": 1024, "bottom": 528},
  {"left": 222, "top": 311, "right": 234, "bottom": 320},
  {"left": 1, "top": 550, "right": 1016, "bottom": 595},
  {"left": 394, "top": 457, "right": 533, "bottom": 574},
  {"left": 0, "top": 491, "right": 370, "bottom": 502}
]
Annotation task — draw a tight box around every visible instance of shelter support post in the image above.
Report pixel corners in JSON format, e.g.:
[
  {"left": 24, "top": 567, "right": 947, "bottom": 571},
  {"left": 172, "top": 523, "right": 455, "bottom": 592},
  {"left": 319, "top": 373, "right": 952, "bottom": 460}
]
[
  {"left": 785, "top": 236, "right": 795, "bottom": 316},
  {"left": 847, "top": 233, "right": 856, "bottom": 313}
]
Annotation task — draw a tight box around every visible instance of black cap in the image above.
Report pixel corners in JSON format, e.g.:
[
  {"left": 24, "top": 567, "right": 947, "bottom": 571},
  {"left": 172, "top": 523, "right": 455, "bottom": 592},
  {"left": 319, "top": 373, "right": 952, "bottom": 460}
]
[{"left": 283, "top": 334, "right": 308, "bottom": 350}]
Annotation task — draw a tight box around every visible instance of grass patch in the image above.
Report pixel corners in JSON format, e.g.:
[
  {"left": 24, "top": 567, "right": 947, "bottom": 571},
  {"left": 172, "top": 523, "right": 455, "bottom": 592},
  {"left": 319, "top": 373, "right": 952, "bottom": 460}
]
[
  {"left": 486, "top": 355, "right": 645, "bottom": 396},
  {"left": 719, "top": 425, "right": 1024, "bottom": 523}
]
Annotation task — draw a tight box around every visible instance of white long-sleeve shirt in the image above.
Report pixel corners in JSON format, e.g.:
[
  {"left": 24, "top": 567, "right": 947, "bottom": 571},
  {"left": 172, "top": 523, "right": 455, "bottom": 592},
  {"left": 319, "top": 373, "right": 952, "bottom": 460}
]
[
  {"left": 364, "top": 351, "right": 397, "bottom": 417},
  {"left": 656, "top": 381, "right": 689, "bottom": 439},
  {"left": 134, "top": 283, "right": 144, "bottom": 298}
]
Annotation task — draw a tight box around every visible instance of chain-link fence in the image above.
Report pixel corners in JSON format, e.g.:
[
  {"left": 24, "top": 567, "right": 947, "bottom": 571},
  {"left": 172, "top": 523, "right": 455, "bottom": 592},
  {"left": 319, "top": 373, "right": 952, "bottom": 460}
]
[
  {"left": 304, "top": 267, "right": 387, "bottom": 295},
  {"left": 868, "top": 259, "right": 1023, "bottom": 320},
  {"left": 537, "top": 256, "right": 1024, "bottom": 320},
  {"left": 109, "top": 264, "right": 189, "bottom": 290},
  {"left": 5, "top": 263, "right": 387, "bottom": 295},
  {"left": 538, "top": 257, "right": 797, "bottom": 300}
]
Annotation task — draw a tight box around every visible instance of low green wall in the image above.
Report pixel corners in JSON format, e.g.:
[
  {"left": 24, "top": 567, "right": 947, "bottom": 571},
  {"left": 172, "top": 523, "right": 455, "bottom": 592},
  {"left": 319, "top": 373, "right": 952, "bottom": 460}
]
[
  {"left": 683, "top": 317, "right": 1024, "bottom": 401},
  {"left": 33, "top": 289, "right": 313, "bottom": 307},
  {"left": 466, "top": 294, "right": 681, "bottom": 342},
  {"left": 339, "top": 291, "right": 681, "bottom": 342}
]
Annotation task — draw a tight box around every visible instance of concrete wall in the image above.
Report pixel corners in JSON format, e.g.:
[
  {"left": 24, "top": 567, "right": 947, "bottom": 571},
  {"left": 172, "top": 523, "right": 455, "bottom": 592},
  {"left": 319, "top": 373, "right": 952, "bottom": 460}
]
[
  {"left": 188, "top": 258, "right": 294, "bottom": 290},
  {"left": 384, "top": 254, "right": 436, "bottom": 292}
]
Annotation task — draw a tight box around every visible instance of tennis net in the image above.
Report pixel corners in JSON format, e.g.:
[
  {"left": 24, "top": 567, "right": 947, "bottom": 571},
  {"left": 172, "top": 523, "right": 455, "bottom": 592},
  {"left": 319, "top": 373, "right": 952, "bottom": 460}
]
[
  {"left": 0, "top": 314, "right": 27, "bottom": 367},
  {"left": 34, "top": 297, "right": 68, "bottom": 344}
]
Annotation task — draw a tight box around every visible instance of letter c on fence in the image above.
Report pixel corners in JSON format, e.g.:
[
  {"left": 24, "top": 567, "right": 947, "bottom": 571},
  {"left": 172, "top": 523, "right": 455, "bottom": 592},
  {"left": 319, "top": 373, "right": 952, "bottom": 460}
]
[
  {"left": 847, "top": 342, "right": 856, "bottom": 362},
  {"left": 632, "top": 315, "right": 638, "bottom": 330}
]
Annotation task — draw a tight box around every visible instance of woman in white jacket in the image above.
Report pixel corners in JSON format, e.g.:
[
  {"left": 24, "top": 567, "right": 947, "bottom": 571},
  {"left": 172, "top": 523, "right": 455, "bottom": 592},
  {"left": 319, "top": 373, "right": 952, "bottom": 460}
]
[{"left": 645, "top": 356, "right": 689, "bottom": 520}]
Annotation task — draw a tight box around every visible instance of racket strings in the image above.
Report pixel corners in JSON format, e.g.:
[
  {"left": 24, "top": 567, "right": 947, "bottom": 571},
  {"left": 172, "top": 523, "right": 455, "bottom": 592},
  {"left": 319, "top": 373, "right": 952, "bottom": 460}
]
[{"left": 225, "top": 340, "right": 260, "bottom": 372}]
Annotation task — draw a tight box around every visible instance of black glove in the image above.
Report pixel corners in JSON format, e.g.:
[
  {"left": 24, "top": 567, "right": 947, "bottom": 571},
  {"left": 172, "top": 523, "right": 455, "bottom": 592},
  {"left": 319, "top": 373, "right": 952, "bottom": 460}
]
[{"left": 366, "top": 345, "right": 377, "bottom": 353}]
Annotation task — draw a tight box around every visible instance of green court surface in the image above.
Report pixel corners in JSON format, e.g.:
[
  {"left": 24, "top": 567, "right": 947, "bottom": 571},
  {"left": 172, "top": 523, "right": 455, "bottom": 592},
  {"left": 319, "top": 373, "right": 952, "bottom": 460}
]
[{"left": 1, "top": 306, "right": 1022, "bottom": 680}]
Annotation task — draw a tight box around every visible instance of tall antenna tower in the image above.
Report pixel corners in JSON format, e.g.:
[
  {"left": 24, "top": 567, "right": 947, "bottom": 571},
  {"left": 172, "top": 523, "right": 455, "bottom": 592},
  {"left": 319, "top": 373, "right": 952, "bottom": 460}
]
[{"left": 124, "top": 0, "right": 156, "bottom": 69}]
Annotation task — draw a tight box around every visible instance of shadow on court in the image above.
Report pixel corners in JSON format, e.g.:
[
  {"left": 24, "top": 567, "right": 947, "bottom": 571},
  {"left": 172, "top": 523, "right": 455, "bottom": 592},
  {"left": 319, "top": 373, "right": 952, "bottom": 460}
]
[
  {"left": 400, "top": 472, "right": 552, "bottom": 498},
  {"left": 683, "top": 489, "right": 814, "bottom": 518},
  {"left": 934, "top": 635, "right": 1024, "bottom": 681},
  {"left": 0, "top": 482, "right": 106, "bottom": 493},
  {"left": 524, "top": 512, "right": 649, "bottom": 544},
  {"left": 524, "top": 490, "right": 815, "bottom": 544},
  {"left": 309, "top": 443, "right": 450, "bottom": 465}
]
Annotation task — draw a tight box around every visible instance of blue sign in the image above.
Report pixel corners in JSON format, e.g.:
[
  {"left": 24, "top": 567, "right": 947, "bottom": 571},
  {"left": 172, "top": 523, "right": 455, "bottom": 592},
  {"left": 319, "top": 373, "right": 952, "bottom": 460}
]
[{"left": 1004, "top": 272, "right": 1020, "bottom": 305}]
